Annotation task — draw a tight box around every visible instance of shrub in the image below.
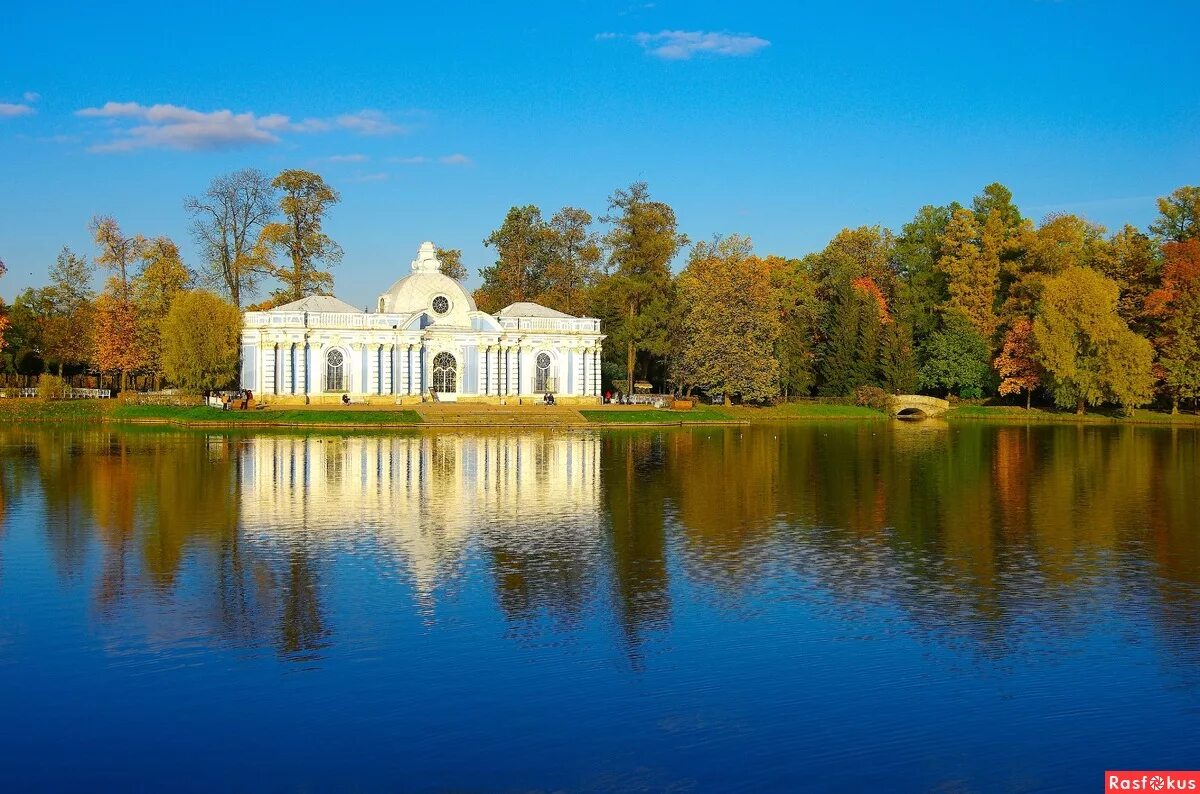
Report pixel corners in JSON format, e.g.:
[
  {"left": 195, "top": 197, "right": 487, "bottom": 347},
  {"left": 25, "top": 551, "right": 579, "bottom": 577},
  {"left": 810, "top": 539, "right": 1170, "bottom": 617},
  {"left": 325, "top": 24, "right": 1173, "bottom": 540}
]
[
  {"left": 852, "top": 385, "right": 890, "bottom": 412},
  {"left": 37, "top": 373, "right": 69, "bottom": 401}
]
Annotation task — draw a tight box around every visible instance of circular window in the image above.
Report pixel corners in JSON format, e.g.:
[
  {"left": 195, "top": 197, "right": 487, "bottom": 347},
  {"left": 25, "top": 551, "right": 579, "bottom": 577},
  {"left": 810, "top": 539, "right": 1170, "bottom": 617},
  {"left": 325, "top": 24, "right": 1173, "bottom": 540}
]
[{"left": 432, "top": 295, "right": 450, "bottom": 314}]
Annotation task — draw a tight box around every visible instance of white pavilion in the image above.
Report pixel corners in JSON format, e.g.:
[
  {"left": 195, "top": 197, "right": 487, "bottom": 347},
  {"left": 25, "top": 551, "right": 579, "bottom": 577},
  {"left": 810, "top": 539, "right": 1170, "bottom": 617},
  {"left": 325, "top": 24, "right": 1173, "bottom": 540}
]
[{"left": 239, "top": 242, "right": 605, "bottom": 404}]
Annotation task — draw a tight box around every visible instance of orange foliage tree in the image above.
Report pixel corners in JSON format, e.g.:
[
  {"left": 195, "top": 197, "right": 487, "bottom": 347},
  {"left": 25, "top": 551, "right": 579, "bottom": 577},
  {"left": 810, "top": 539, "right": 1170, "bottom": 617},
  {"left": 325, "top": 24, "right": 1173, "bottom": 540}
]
[{"left": 994, "top": 317, "right": 1042, "bottom": 409}]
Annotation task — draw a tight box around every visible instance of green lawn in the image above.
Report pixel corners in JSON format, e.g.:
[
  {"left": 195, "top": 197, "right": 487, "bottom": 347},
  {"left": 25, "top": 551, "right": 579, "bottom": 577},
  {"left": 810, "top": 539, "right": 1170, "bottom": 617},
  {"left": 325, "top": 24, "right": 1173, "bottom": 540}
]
[
  {"left": 580, "top": 407, "right": 735, "bottom": 424},
  {"left": 0, "top": 399, "right": 110, "bottom": 423},
  {"left": 946, "top": 404, "right": 1200, "bottom": 425},
  {"left": 110, "top": 404, "right": 424, "bottom": 425},
  {"left": 731, "top": 402, "right": 885, "bottom": 420}
]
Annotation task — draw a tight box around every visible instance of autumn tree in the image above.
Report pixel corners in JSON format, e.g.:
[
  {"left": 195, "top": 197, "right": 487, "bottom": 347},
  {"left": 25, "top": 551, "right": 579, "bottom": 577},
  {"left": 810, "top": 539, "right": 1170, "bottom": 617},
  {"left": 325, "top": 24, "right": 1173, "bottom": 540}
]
[
  {"left": 766, "top": 255, "right": 820, "bottom": 397},
  {"left": 161, "top": 290, "right": 242, "bottom": 393},
  {"left": 808, "top": 227, "right": 897, "bottom": 396},
  {"left": 1150, "top": 185, "right": 1200, "bottom": 243},
  {"left": 0, "top": 258, "right": 9, "bottom": 360},
  {"left": 993, "top": 317, "right": 1041, "bottom": 409},
  {"left": 918, "top": 310, "right": 992, "bottom": 398},
  {"left": 184, "top": 168, "right": 276, "bottom": 308},
  {"left": 1002, "top": 213, "right": 1110, "bottom": 321},
  {"left": 259, "top": 169, "right": 342, "bottom": 303},
  {"left": 542, "top": 207, "right": 601, "bottom": 316},
  {"left": 436, "top": 247, "right": 468, "bottom": 281},
  {"left": 598, "top": 182, "right": 688, "bottom": 394},
  {"left": 676, "top": 235, "right": 779, "bottom": 403},
  {"left": 1100, "top": 224, "right": 1160, "bottom": 335},
  {"left": 972, "top": 182, "right": 1023, "bottom": 237},
  {"left": 133, "top": 237, "right": 192, "bottom": 387},
  {"left": 40, "top": 247, "right": 95, "bottom": 375},
  {"left": 1145, "top": 240, "right": 1200, "bottom": 411},
  {"left": 475, "top": 205, "right": 550, "bottom": 312},
  {"left": 90, "top": 215, "right": 145, "bottom": 294},
  {"left": 91, "top": 217, "right": 148, "bottom": 389},
  {"left": 936, "top": 207, "right": 1000, "bottom": 341},
  {"left": 92, "top": 290, "right": 147, "bottom": 390},
  {"left": 1032, "top": 266, "right": 1154, "bottom": 414}
]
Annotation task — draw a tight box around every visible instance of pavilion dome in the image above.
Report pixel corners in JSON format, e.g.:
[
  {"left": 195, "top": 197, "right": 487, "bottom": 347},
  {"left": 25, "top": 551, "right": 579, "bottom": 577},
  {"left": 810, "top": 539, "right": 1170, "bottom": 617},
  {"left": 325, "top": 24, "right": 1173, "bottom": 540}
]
[{"left": 377, "top": 241, "right": 477, "bottom": 319}]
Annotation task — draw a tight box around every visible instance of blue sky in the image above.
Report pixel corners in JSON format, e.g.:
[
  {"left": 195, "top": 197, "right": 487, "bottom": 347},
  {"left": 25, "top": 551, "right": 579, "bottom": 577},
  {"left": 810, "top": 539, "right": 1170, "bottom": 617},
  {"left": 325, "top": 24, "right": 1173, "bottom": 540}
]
[{"left": 2, "top": 0, "right": 1197, "bottom": 308}]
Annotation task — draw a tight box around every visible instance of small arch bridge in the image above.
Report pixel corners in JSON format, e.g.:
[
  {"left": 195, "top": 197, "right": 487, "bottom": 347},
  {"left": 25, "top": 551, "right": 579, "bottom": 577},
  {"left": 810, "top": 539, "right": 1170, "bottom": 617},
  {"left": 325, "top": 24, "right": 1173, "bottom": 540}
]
[{"left": 888, "top": 394, "right": 950, "bottom": 419}]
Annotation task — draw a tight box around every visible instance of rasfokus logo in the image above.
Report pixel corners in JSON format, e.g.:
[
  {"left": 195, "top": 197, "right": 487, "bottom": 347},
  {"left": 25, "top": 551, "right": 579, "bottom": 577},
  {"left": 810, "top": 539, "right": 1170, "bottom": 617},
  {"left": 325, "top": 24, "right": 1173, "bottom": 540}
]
[{"left": 1106, "top": 772, "right": 1200, "bottom": 791}]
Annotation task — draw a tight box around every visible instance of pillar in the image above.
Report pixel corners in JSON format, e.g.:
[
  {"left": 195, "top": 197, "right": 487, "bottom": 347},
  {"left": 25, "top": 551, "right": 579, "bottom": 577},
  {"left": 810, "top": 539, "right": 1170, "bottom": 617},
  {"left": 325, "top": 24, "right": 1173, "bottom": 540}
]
[{"left": 389, "top": 344, "right": 397, "bottom": 395}]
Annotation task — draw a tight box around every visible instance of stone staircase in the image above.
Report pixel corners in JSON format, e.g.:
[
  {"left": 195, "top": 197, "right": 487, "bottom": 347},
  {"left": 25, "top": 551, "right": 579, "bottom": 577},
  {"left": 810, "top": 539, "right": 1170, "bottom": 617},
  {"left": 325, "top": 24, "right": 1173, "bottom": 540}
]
[{"left": 414, "top": 403, "right": 588, "bottom": 427}]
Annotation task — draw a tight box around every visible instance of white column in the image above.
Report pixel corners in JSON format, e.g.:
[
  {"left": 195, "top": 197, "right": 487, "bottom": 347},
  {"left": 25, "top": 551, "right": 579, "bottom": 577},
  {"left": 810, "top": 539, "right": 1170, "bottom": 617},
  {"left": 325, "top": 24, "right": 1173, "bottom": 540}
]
[
  {"left": 574, "top": 348, "right": 584, "bottom": 396},
  {"left": 493, "top": 346, "right": 501, "bottom": 395},
  {"left": 507, "top": 347, "right": 516, "bottom": 395},
  {"left": 282, "top": 343, "right": 292, "bottom": 394},
  {"left": 376, "top": 345, "right": 383, "bottom": 395},
  {"left": 299, "top": 343, "right": 309, "bottom": 397},
  {"left": 595, "top": 347, "right": 604, "bottom": 398},
  {"left": 405, "top": 345, "right": 414, "bottom": 395},
  {"left": 477, "top": 347, "right": 486, "bottom": 396},
  {"left": 387, "top": 345, "right": 395, "bottom": 395}
]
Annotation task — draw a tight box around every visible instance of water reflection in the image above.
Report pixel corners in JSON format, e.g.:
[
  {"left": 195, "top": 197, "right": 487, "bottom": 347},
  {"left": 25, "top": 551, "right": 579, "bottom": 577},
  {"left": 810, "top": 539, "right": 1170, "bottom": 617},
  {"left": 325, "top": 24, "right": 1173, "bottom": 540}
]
[{"left": 1, "top": 423, "right": 1199, "bottom": 666}]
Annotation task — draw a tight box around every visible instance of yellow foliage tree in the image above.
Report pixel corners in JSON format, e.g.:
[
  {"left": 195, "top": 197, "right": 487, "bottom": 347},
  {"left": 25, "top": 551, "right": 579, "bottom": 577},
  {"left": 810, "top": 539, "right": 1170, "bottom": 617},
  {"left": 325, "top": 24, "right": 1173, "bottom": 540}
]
[{"left": 161, "top": 290, "right": 242, "bottom": 394}]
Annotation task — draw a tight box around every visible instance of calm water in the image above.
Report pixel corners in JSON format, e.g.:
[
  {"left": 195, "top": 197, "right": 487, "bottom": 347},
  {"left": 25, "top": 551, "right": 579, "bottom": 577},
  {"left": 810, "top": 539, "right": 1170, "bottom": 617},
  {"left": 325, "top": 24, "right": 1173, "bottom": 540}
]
[{"left": 1, "top": 422, "right": 1198, "bottom": 791}]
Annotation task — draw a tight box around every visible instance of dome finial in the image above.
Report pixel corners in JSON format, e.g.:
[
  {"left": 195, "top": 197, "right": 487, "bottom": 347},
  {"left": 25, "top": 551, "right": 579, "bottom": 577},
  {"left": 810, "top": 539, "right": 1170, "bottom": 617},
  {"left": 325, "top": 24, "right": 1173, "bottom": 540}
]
[{"left": 411, "top": 241, "right": 440, "bottom": 273}]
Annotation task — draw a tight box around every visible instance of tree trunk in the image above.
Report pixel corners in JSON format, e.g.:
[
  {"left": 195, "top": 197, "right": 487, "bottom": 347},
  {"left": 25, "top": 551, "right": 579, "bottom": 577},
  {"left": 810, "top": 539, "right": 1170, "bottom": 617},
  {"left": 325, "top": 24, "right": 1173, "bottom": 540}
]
[
  {"left": 625, "top": 342, "right": 635, "bottom": 398},
  {"left": 1075, "top": 396, "right": 1085, "bottom": 415},
  {"left": 1025, "top": 389, "right": 1031, "bottom": 410},
  {"left": 1172, "top": 394, "right": 1179, "bottom": 415}
]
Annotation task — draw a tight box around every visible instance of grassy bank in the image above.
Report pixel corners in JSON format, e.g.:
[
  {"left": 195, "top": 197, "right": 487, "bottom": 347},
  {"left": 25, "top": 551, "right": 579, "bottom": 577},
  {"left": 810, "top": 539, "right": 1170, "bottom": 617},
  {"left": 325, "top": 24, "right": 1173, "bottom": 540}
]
[
  {"left": 946, "top": 405, "right": 1200, "bottom": 425},
  {"left": 580, "top": 402, "right": 886, "bottom": 424},
  {"left": 110, "top": 404, "right": 423, "bottom": 426},
  {"left": 0, "top": 400, "right": 423, "bottom": 427},
  {"left": 0, "top": 399, "right": 111, "bottom": 423},
  {"left": 580, "top": 407, "right": 738, "bottom": 424}
]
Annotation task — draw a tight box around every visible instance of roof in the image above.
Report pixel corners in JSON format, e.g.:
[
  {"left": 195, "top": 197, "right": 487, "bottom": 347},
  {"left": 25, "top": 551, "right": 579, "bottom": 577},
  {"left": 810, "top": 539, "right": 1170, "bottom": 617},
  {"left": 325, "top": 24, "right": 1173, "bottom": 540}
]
[
  {"left": 272, "top": 295, "right": 363, "bottom": 313},
  {"left": 496, "top": 302, "right": 576, "bottom": 319}
]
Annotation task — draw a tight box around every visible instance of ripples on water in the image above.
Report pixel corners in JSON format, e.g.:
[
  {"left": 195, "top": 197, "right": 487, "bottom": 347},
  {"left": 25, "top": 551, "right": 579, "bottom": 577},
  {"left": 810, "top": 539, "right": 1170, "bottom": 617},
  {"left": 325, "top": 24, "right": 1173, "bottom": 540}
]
[{"left": 0, "top": 422, "right": 1198, "bottom": 790}]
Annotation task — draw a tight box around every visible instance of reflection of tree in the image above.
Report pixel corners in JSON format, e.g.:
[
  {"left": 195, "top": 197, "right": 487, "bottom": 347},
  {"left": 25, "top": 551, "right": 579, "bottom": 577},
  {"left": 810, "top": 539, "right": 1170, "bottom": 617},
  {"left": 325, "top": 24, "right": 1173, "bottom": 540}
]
[
  {"left": 601, "top": 433, "right": 671, "bottom": 660},
  {"left": 2, "top": 422, "right": 1199, "bottom": 668}
]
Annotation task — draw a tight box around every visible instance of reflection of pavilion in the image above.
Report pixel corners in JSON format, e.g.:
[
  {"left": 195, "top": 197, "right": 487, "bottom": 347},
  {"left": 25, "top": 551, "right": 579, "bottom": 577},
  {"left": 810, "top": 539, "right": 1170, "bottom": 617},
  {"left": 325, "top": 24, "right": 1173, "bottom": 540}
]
[{"left": 238, "top": 432, "right": 602, "bottom": 594}]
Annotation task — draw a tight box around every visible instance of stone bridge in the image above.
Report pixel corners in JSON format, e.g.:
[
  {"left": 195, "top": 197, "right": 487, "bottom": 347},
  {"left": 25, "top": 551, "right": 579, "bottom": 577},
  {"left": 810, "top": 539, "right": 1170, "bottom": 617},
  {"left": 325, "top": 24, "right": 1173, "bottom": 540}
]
[{"left": 888, "top": 394, "right": 950, "bottom": 418}]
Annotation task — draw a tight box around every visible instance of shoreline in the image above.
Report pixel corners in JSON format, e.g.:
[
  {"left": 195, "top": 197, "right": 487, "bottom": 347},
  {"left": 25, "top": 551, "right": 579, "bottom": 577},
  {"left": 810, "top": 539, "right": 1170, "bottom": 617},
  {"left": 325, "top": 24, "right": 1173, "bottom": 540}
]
[{"left": 2, "top": 400, "right": 1199, "bottom": 430}]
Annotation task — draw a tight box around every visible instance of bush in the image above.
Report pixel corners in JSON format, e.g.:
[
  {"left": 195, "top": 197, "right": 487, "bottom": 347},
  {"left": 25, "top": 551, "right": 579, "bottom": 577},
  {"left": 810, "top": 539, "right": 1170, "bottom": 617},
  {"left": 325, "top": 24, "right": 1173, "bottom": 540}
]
[
  {"left": 852, "top": 385, "right": 891, "bottom": 412},
  {"left": 37, "top": 373, "right": 69, "bottom": 401}
]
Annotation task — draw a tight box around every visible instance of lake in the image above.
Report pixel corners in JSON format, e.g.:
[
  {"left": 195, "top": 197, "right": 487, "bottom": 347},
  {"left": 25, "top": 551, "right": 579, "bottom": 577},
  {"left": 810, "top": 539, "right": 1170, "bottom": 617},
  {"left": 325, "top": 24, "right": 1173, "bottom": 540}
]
[{"left": 0, "top": 422, "right": 1197, "bottom": 791}]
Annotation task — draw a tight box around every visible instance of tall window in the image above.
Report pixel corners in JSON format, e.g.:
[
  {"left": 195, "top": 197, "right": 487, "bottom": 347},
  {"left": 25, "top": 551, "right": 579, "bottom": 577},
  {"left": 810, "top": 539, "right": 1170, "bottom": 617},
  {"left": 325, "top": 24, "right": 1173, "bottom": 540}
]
[
  {"left": 433, "top": 351, "right": 457, "bottom": 393},
  {"left": 325, "top": 348, "right": 345, "bottom": 392},
  {"left": 535, "top": 352, "right": 552, "bottom": 392}
]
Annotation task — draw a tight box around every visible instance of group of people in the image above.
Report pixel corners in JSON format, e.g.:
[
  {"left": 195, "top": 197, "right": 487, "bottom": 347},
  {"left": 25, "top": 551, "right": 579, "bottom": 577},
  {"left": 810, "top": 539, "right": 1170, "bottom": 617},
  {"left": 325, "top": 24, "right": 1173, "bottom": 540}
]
[
  {"left": 219, "top": 389, "right": 253, "bottom": 410},
  {"left": 603, "top": 390, "right": 632, "bottom": 405}
]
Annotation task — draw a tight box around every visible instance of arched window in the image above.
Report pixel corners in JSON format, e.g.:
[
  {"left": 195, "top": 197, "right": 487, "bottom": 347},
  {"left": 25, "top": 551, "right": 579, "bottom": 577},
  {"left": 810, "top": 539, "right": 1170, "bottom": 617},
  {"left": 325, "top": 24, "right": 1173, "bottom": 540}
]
[
  {"left": 535, "top": 352, "right": 552, "bottom": 392},
  {"left": 325, "top": 348, "right": 345, "bottom": 392},
  {"left": 432, "top": 351, "right": 457, "bottom": 393}
]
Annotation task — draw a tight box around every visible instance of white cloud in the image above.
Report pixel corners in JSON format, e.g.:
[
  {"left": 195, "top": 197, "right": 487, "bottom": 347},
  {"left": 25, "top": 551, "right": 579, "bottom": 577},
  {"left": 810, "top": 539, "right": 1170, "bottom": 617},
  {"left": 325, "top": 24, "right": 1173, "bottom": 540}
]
[
  {"left": 610, "top": 30, "right": 770, "bottom": 60},
  {"left": 327, "top": 153, "right": 368, "bottom": 163},
  {"left": 23, "top": 91, "right": 41, "bottom": 102},
  {"left": 387, "top": 155, "right": 429, "bottom": 165},
  {"left": 77, "top": 102, "right": 280, "bottom": 151},
  {"left": 75, "top": 102, "right": 411, "bottom": 152},
  {"left": 335, "top": 109, "right": 408, "bottom": 136},
  {"left": 0, "top": 102, "right": 36, "bottom": 118},
  {"left": 439, "top": 153, "right": 472, "bottom": 166},
  {"left": 348, "top": 172, "right": 389, "bottom": 183}
]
